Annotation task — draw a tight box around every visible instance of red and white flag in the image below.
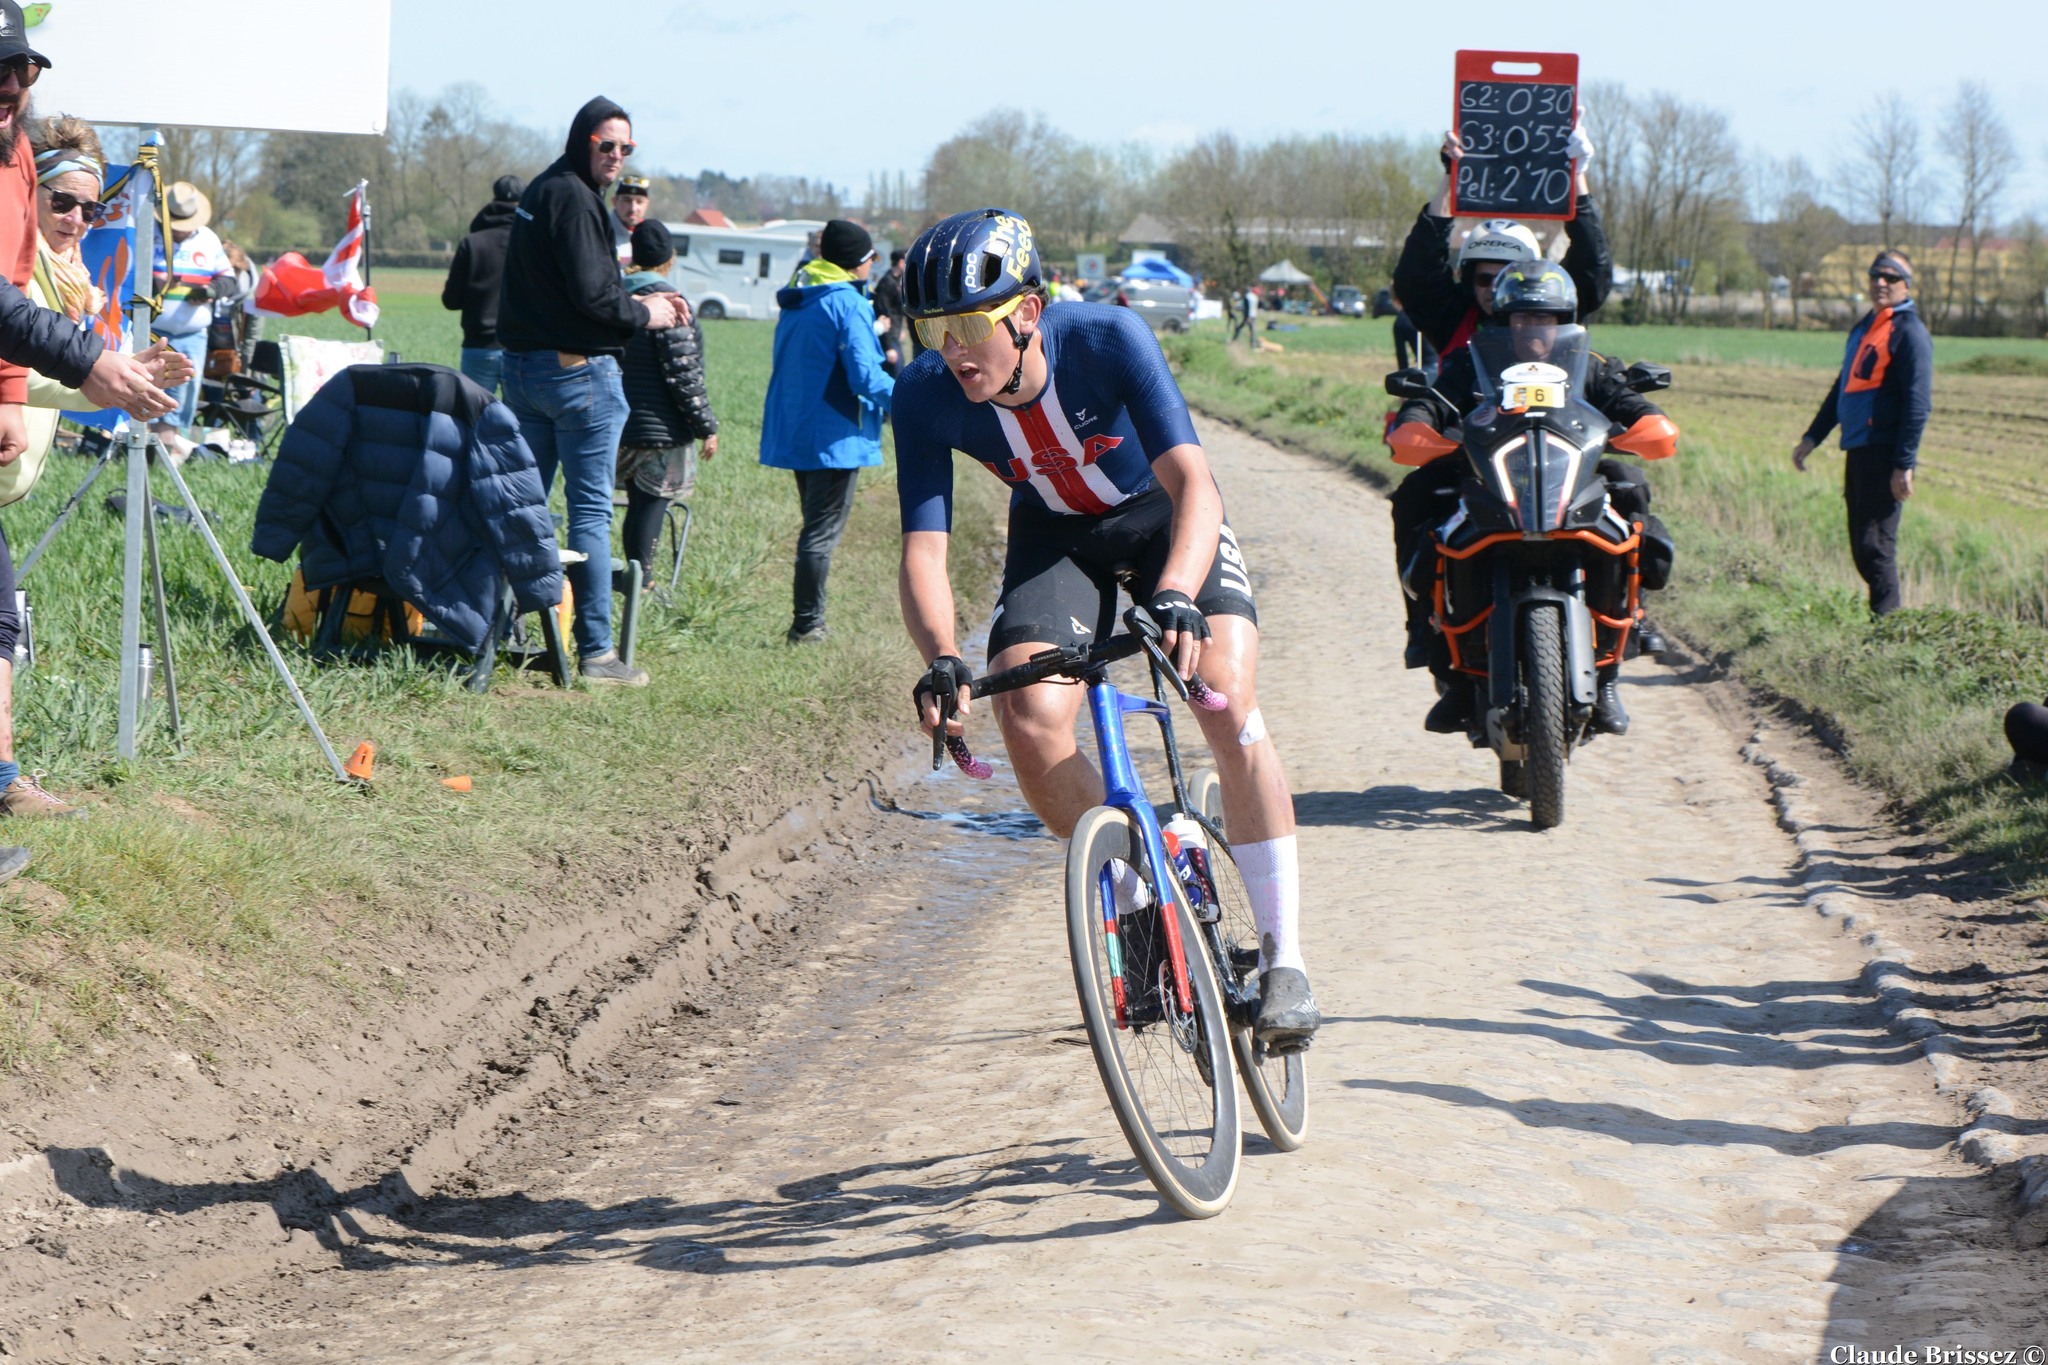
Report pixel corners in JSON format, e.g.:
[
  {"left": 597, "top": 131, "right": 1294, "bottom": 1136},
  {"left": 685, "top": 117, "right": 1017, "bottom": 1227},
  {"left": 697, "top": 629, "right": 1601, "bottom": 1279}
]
[{"left": 248, "top": 180, "right": 380, "bottom": 328}]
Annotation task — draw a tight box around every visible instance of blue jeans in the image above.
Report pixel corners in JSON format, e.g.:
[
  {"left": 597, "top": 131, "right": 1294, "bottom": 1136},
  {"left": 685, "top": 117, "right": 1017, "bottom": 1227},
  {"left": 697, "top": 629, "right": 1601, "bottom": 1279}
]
[
  {"left": 501, "top": 351, "right": 628, "bottom": 658},
  {"left": 460, "top": 346, "right": 504, "bottom": 398},
  {"left": 153, "top": 328, "right": 209, "bottom": 430}
]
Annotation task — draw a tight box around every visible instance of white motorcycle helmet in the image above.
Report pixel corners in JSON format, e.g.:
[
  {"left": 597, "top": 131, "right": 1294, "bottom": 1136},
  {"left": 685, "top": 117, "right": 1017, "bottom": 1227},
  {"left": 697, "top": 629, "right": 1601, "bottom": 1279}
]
[{"left": 1455, "top": 220, "right": 1544, "bottom": 279}]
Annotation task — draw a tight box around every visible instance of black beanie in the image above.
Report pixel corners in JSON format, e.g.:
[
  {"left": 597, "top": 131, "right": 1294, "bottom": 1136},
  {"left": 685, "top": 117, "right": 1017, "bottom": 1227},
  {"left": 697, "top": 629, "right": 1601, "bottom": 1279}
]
[
  {"left": 631, "top": 219, "right": 673, "bottom": 269},
  {"left": 493, "top": 174, "right": 524, "bottom": 202},
  {"left": 819, "top": 219, "right": 874, "bottom": 271}
]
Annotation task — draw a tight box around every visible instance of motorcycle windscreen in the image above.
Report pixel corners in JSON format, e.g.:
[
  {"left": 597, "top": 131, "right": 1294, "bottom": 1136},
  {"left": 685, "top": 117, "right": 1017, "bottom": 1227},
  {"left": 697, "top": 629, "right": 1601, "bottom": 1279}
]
[
  {"left": 1468, "top": 325, "right": 1601, "bottom": 533},
  {"left": 1469, "top": 323, "right": 1592, "bottom": 411}
]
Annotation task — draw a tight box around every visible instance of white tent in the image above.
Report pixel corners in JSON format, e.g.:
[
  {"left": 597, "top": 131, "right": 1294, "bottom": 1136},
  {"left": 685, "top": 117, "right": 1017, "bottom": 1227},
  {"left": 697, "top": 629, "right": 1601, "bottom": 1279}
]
[{"left": 1258, "top": 259, "right": 1315, "bottom": 285}]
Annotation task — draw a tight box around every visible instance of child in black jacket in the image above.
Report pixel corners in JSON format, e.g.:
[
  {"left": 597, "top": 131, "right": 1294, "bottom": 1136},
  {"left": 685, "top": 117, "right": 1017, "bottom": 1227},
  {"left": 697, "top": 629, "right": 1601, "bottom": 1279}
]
[{"left": 617, "top": 220, "right": 718, "bottom": 590}]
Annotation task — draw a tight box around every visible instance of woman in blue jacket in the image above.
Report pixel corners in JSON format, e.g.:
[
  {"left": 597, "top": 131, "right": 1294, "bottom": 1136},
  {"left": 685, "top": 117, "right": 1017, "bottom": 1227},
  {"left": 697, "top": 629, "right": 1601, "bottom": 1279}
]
[
  {"left": 1793, "top": 249, "right": 1933, "bottom": 617},
  {"left": 759, "top": 219, "right": 893, "bottom": 644}
]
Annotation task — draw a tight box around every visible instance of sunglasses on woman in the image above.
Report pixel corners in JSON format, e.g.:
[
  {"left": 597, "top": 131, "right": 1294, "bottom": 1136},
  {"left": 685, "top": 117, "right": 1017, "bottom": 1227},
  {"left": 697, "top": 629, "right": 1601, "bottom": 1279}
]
[
  {"left": 41, "top": 187, "right": 109, "bottom": 225},
  {"left": 0, "top": 55, "right": 42, "bottom": 88},
  {"left": 589, "top": 135, "right": 636, "bottom": 157}
]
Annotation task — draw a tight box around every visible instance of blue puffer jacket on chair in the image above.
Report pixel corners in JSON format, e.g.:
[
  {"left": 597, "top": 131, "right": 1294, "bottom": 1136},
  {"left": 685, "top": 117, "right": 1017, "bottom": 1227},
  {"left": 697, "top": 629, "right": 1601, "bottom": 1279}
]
[{"left": 252, "top": 363, "right": 562, "bottom": 655}]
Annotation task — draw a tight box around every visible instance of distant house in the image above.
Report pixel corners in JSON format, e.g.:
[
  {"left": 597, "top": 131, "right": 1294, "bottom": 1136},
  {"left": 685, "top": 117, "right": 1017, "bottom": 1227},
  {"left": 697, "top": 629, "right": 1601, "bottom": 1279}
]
[{"left": 685, "top": 208, "right": 735, "bottom": 228}]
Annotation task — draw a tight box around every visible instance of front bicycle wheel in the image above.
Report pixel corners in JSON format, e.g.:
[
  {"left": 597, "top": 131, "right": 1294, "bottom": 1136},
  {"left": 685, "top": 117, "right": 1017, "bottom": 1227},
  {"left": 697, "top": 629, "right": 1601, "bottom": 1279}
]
[
  {"left": 1186, "top": 770, "right": 1309, "bottom": 1151},
  {"left": 1067, "top": 804, "right": 1240, "bottom": 1218}
]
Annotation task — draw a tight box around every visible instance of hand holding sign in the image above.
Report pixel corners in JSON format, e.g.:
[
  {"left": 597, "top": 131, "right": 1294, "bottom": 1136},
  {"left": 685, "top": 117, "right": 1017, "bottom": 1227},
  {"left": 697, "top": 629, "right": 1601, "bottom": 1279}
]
[{"left": 1452, "top": 49, "right": 1580, "bottom": 221}]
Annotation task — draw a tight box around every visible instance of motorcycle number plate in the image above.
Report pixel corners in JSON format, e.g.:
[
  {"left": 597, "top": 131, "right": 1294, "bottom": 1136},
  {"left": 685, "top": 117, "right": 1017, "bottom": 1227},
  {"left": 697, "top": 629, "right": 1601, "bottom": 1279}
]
[{"left": 1503, "top": 382, "right": 1564, "bottom": 410}]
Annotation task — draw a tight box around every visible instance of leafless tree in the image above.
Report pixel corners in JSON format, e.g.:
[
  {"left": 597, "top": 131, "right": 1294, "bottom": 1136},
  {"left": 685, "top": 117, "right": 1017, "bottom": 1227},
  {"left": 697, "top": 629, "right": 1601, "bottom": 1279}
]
[
  {"left": 161, "top": 126, "right": 268, "bottom": 227},
  {"left": 1152, "top": 133, "right": 1261, "bottom": 292},
  {"left": 1755, "top": 156, "right": 1847, "bottom": 328},
  {"left": 1839, "top": 92, "right": 1924, "bottom": 251},
  {"left": 1594, "top": 90, "right": 1746, "bottom": 320},
  {"left": 1936, "top": 80, "right": 2019, "bottom": 333},
  {"left": 921, "top": 109, "right": 1145, "bottom": 258}
]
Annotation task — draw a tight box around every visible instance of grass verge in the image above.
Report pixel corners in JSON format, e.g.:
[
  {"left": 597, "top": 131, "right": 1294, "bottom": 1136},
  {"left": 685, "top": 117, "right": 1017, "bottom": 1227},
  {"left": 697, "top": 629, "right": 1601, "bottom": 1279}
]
[
  {"left": 1165, "top": 320, "right": 2048, "bottom": 893},
  {"left": 0, "top": 274, "right": 1004, "bottom": 1069}
]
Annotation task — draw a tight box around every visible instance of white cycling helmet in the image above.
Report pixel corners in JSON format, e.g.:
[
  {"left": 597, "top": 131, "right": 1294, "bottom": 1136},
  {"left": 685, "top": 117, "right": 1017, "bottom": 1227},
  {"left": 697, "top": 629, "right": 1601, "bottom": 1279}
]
[{"left": 1455, "top": 220, "right": 1543, "bottom": 276}]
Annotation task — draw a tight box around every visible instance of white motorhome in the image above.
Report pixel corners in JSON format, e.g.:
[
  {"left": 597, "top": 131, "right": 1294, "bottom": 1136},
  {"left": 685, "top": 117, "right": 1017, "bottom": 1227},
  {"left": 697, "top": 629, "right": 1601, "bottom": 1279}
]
[{"left": 666, "top": 219, "right": 822, "bottom": 320}]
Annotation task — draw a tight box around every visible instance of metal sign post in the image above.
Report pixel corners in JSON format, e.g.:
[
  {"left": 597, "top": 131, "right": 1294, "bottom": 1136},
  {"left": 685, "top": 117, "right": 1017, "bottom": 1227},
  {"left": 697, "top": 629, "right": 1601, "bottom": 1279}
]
[{"left": 114, "top": 133, "right": 157, "bottom": 760}]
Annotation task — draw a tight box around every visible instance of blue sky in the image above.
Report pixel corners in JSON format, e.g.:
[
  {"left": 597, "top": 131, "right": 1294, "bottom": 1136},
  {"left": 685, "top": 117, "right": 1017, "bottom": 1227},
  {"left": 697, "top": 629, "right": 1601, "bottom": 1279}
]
[{"left": 391, "top": 0, "right": 2046, "bottom": 220}]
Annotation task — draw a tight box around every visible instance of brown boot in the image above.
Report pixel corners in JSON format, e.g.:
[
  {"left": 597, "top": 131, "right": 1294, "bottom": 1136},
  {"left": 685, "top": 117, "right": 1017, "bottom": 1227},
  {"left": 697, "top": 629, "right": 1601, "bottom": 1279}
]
[{"left": 0, "top": 773, "right": 85, "bottom": 819}]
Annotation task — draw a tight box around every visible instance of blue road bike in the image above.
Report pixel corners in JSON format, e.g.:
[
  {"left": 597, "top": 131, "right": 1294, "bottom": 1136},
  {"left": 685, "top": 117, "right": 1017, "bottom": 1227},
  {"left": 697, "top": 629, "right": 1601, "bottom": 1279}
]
[{"left": 931, "top": 609, "right": 1308, "bottom": 1218}]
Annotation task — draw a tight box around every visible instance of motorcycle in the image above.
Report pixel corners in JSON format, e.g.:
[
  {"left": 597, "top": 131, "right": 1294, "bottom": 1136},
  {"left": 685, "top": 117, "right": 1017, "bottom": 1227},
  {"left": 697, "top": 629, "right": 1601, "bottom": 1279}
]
[{"left": 1384, "top": 324, "right": 1678, "bottom": 830}]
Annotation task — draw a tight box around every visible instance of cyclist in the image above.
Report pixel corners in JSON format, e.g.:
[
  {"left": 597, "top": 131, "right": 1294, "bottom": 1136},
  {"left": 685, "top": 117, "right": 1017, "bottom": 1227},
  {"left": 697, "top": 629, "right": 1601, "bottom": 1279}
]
[
  {"left": 1393, "top": 124, "right": 1611, "bottom": 358},
  {"left": 895, "top": 208, "right": 1319, "bottom": 1052},
  {"left": 1389, "top": 261, "right": 1673, "bottom": 738}
]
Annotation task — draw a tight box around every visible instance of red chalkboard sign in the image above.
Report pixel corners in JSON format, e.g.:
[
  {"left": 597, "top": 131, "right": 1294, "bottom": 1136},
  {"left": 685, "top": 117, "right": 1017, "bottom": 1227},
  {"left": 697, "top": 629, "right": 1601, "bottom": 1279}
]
[{"left": 1451, "top": 49, "right": 1579, "bottom": 222}]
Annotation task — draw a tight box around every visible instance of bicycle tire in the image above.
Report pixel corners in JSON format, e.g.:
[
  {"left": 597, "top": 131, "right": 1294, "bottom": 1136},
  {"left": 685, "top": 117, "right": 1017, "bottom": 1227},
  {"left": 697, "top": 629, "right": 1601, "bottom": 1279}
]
[
  {"left": 1522, "top": 603, "right": 1568, "bottom": 830},
  {"left": 1066, "top": 804, "right": 1240, "bottom": 1218},
  {"left": 1186, "top": 769, "right": 1309, "bottom": 1151}
]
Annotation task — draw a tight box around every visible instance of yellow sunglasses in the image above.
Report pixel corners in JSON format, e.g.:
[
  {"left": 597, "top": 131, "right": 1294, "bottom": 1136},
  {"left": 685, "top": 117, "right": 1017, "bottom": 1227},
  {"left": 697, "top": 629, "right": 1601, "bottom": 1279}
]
[{"left": 913, "top": 292, "right": 1026, "bottom": 351}]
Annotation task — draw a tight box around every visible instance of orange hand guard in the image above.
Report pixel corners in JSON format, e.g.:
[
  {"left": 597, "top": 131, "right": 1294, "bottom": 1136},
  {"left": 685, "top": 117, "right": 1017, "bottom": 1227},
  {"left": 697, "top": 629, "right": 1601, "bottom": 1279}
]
[{"left": 1609, "top": 414, "right": 1680, "bottom": 460}]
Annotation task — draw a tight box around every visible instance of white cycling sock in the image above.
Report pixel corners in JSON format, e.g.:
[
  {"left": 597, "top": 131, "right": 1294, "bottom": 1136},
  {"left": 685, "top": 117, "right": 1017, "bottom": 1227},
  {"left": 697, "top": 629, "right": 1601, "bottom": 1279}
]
[
  {"left": 1232, "top": 835, "right": 1303, "bottom": 974},
  {"left": 1110, "top": 858, "right": 1153, "bottom": 917}
]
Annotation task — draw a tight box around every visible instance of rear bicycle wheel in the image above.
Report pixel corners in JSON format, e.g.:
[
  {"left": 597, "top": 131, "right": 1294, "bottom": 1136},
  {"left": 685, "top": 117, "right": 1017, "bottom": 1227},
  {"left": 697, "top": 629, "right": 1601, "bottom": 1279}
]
[
  {"left": 1067, "top": 805, "right": 1240, "bottom": 1218},
  {"left": 1185, "top": 770, "right": 1308, "bottom": 1151}
]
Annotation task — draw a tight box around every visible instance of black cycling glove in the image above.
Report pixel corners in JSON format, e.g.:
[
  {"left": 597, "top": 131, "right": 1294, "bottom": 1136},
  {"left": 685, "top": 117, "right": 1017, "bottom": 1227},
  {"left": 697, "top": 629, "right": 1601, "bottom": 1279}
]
[
  {"left": 1143, "top": 590, "right": 1210, "bottom": 643},
  {"left": 913, "top": 654, "right": 973, "bottom": 720}
]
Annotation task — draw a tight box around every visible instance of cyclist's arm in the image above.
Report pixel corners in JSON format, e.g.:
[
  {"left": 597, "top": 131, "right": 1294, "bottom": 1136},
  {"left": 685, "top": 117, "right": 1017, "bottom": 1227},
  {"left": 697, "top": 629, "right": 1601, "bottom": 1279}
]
[
  {"left": 1150, "top": 445, "right": 1224, "bottom": 597},
  {"left": 900, "top": 530, "right": 959, "bottom": 664},
  {"left": 1150, "top": 444, "right": 1226, "bottom": 676}
]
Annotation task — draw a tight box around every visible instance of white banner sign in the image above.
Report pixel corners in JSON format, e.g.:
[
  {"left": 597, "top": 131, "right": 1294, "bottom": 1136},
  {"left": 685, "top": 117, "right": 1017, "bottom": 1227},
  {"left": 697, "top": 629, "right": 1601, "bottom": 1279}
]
[{"left": 30, "top": 0, "right": 391, "bottom": 134}]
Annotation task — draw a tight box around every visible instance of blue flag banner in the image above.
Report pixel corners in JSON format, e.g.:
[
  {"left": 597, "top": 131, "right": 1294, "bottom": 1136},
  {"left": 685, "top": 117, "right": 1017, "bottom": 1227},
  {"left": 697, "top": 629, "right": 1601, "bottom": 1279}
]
[{"left": 61, "top": 162, "right": 140, "bottom": 430}]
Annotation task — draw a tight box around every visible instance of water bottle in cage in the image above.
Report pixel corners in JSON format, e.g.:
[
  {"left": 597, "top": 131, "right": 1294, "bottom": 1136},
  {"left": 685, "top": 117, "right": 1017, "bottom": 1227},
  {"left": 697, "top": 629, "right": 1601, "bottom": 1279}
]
[{"left": 1161, "top": 813, "right": 1217, "bottom": 922}]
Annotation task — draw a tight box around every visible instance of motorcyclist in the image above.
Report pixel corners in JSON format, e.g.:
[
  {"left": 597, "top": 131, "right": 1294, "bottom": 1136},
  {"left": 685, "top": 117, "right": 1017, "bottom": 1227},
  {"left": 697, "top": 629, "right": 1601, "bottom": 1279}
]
[
  {"left": 1388, "top": 260, "right": 1673, "bottom": 738},
  {"left": 1392, "top": 124, "right": 1612, "bottom": 358}
]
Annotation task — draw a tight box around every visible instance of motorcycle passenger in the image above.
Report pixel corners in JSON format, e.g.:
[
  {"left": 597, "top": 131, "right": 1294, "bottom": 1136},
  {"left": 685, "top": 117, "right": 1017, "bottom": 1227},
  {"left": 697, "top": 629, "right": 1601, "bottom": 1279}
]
[
  {"left": 1392, "top": 127, "right": 1612, "bottom": 358},
  {"left": 1389, "top": 261, "right": 1670, "bottom": 739},
  {"left": 894, "top": 208, "right": 1319, "bottom": 1052}
]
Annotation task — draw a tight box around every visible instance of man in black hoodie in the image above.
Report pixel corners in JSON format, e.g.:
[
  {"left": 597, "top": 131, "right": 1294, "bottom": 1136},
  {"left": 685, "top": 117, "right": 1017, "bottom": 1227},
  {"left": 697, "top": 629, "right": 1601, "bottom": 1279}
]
[
  {"left": 440, "top": 174, "right": 523, "bottom": 397},
  {"left": 498, "top": 97, "right": 688, "bottom": 687}
]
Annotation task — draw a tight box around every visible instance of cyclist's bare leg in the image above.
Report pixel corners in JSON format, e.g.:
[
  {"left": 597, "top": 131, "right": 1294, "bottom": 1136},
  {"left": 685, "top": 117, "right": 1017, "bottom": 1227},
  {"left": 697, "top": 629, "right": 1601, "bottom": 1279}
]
[
  {"left": 989, "top": 640, "right": 1101, "bottom": 841},
  {"left": 1186, "top": 614, "right": 1294, "bottom": 845}
]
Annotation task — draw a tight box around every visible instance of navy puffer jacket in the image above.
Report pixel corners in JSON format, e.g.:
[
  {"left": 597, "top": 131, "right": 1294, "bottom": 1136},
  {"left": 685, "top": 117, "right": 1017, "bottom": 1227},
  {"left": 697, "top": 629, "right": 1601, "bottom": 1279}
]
[{"left": 252, "top": 364, "right": 562, "bottom": 654}]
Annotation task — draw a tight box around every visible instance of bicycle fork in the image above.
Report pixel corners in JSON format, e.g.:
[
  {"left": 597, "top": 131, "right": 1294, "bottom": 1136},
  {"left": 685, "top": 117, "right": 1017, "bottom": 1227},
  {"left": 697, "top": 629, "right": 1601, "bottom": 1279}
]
[{"left": 1088, "top": 676, "right": 1194, "bottom": 1024}]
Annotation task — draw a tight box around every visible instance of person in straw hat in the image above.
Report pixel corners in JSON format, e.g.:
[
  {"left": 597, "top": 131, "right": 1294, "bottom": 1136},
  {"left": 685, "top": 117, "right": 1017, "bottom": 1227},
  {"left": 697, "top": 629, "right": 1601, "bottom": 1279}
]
[{"left": 151, "top": 179, "right": 235, "bottom": 454}]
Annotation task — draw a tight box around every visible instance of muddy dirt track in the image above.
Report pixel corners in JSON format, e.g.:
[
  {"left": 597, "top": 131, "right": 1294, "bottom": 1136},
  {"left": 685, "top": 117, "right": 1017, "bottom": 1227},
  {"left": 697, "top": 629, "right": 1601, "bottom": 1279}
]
[{"left": 16, "top": 422, "right": 2048, "bottom": 1361}]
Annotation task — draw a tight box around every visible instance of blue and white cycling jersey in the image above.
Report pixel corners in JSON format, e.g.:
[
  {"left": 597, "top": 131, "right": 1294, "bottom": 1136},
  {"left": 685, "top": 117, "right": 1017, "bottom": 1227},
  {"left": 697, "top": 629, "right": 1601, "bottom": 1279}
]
[{"left": 894, "top": 302, "right": 1201, "bottom": 534}]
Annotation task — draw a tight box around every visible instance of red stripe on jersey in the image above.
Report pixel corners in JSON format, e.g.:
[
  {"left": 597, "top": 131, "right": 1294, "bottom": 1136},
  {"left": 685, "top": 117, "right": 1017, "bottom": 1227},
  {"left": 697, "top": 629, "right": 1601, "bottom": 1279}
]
[{"left": 1013, "top": 401, "right": 1112, "bottom": 515}]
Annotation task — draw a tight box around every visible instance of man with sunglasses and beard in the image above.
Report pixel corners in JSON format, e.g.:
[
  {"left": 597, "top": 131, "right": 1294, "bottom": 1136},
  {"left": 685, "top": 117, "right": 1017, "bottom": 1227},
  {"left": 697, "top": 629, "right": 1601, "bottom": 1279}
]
[
  {"left": 894, "top": 208, "right": 1320, "bottom": 1053},
  {"left": 500, "top": 96, "right": 688, "bottom": 687},
  {"left": 1792, "top": 250, "right": 1931, "bottom": 618}
]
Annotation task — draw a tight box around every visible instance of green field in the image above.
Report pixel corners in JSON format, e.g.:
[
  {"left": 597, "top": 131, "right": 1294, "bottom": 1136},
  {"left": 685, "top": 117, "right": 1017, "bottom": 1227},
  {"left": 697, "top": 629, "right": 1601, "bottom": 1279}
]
[
  {"left": 0, "top": 274, "right": 1003, "bottom": 1068},
  {"left": 1165, "top": 319, "right": 2048, "bottom": 890}
]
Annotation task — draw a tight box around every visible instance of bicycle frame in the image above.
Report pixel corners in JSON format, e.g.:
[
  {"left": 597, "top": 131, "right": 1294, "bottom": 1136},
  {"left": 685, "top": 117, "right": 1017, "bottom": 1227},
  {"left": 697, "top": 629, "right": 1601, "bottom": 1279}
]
[{"left": 1084, "top": 665, "right": 1196, "bottom": 1023}]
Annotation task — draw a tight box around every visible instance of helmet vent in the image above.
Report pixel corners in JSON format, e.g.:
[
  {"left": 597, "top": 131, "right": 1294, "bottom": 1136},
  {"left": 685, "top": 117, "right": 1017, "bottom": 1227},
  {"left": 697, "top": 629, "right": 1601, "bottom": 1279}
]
[
  {"left": 982, "top": 254, "right": 1006, "bottom": 294},
  {"left": 947, "top": 253, "right": 966, "bottom": 305}
]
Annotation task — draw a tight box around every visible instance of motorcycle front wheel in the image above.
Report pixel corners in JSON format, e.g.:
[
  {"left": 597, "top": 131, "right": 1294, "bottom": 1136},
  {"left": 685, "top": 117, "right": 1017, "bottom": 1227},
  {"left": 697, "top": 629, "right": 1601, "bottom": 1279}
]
[{"left": 1522, "top": 602, "right": 1567, "bottom": 830}]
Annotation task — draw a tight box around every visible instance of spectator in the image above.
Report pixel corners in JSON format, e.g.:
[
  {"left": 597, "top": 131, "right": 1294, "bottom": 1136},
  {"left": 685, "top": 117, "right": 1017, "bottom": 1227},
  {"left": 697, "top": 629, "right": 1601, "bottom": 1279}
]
[
  {"left": 759, "top": 218, "right": 892, "bottom": 645},
  {"left": 440, "top": 174, "right": 522, "bottom": 397},
  {"left": 497, "top": 96, "right": 688, "bottom": 687},
  {"left": 870, "top": 247, "right": 908, "bottom": 375},
  {"left": 617, "top": 220, "right": 716, "bottom": 592},
  {"left": 609, "top": 174, "right": 649, "bottom": 271},
  {"left": 152, "top": 180, "right": 235, "bottom": 458},
  {"left": 1793, "top": 249, "right": 1931, "bottom": 618}
]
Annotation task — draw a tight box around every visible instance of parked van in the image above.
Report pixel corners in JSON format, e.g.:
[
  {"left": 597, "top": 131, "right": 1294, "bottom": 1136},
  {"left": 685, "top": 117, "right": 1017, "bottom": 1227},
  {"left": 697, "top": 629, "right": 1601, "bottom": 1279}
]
[{"left": 667, "top": 221, "right": 817, "bottom": 320}]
